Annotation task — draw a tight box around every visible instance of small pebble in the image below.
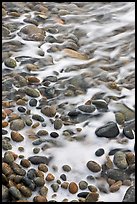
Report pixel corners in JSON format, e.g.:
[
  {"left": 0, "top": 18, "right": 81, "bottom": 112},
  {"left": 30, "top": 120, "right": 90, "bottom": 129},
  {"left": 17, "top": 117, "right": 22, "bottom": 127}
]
[
  {"left": 33, "top": 195, "right": 47, "bottom": 202},
  {"left": 79, "top": 180, "right": 88, "bottom": 190},
  {"left": 62, "top": 165, "right": 71, "bottom": 172},
  {"left": 95, "top": 148, "right": 105, "bottom": 157},
  {"left": 50, "top": 132, "right": 59, "bottom": 138},
  {"left": 34, "top": 177, "right": 45, "bottom": 187},
  {"left": 38, "top": 164, "right": 48, "bottom": 172},
  {"left": 46, "top": 173, "right": 55, "bottom": 181},
  {"left": 69, "top": 182, "right": 78, "bottom": 194},
  {"left": 87, "top": 160, "right": 101, "bottom": 172}
]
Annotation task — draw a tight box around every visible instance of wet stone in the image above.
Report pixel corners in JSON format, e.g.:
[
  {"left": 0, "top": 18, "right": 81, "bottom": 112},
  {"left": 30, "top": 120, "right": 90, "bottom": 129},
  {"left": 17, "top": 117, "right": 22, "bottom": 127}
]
[
  {"left": 50, "top": 132, "right": 59, "bottom": 138},
  {"left": 22, "top": 177, "right": 36, "bottom": 191},
  {"left": 69, "top": 182, "right": 78, "bottom": 194},
  {"left": 95, "top": 121, "right": 119, "bottom": 138},
  {"left": 18, "top": 106, "right": 26, "bottom": 113},
  {"left": 24, "top": 87, "right": 40, "bottom": 97},
  {"left": 87, "top": 160, "right": 101, "bottom": 172},
  {"left": 3, "top": 151, "right": 15, "bottom": 164},
  {"left": 123, "top": 126, "right": 134, "bottom": 139},
  {"left": 39, "top": 186, "right": 48, "bottom": 196},
  {"left": 62, "top": 165, "right": 71, "bottom": 172},
  {"left": 34, "top": 177, "right": 45, "bottom": 187},
  {"left": 2, "top": 139, "right": 12, "bottom": 150},
  {"left": 95, "top": 148, "right": 105, "bottom": 157},
  {"left": 37, "top": 130, "right": 48, "bottom": 136},
  {"left": 2, "top": 129, "right": 8, "bottom": 135},
  {"left": 122, "top": 186, "right": 135, "bottom": 202},
  {"left": 54, "top": 119, "right": 63, "bottom": 130},
  {"left": 11, "top": 131, "right": 24, "bottom": 142},
  {"left": 60, "top": 174, "right": 67, "bottom": 181},
  {"left": 28, "top": 156, "right": 52, "bottom": 165},
  {"left": 2, "top": 185, "right": 9, "bottom": 200},
  {"left": 27, "top": 168, "right": 37, "bottom": 180},
  {"left": 41, "top": 105, "right": 56, "bottom": 117},
  {"left": 4, "top": 58, "right": 17, "bottom": 68},
  {"left": 92, "top": 100, "right": 108, "bottom": 111},
  {"left": 106, "top": 169, "right": 129, "bottom": 181},
  {"left": 32, "top": 114, "right": 44, "bottom": 122},
  {"left": 113, "top": 151, "right": 128, "bottom": 169},
  {"left": 11, "top": 162, "right": 26, "bottom": 176},
  {"left": 20, "top": 159, "right": 31, "bottom": 168},
  {"left": 78, "top": 104, "right": 95, "bottom": 113},
  {"left": 10, "top": 119, "right": 25, "bottom": 131},
  {"left": 38, "top": 164, "right": 48, "bottom": 172},
  {"left": 29, "top": 98, "right": 37, "bottom": 107},
  {"left": 79, "top": 180, "right": 88, "bottom": 190},
  {"left": 33, "top": 195, "right": 47, "bottom": 202},
  {"left": 33, "top": 147, "right": 40, "bottom": 154},
  {"left": 19, "top": 185, "right": 32, "bottom": 198},
  {"left": 51, "top": 183, "right": 59, "bottom": 192},
  {"left": 9, "top": 186, "right": 23, "bottom": 200},
  {"left": 85, "top": 192, "right": 99, "bottom": 202},
  {"left": 46, "top": 173, "right": 55, "bottom": 181}
]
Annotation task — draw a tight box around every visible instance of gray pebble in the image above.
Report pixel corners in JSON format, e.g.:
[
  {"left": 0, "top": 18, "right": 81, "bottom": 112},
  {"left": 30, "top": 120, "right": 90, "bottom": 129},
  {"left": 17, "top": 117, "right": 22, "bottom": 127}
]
[
  {"left": 9, "top": 186, "right": 22, "bottom": 200},
  {"left": 51, "top": 183, "right": 59, "bottom": 192},
  {"left": 78, "top": 105, "right": 95, "bottom": 113},
  {"left": 34, "top": 177, "right": 45, "bottom": 187},
  {"left": 123, "top": 186, "right": 135, "bottom": 202},
  {"left": 113, "top": 151, "right": 128, "bottom": 169},
  {"left": 106, "top": 169, "right": 129, "bottom": 181}
]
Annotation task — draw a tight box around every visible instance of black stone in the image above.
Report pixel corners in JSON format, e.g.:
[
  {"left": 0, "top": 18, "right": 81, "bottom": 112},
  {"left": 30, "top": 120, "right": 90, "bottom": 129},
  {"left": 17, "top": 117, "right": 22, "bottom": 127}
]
[
  {"left": 29, "top": 99, "right": 37, "bottom": 107},
  {"left": 95, "top": 121, "right": 119, "bottom": 138},
  {"left": 50, "top": 132, "right": 59, "bottom": 138},
  {"left": 18, "top": 106, "right": 26, "bottom": 112},
  {"left": 95, "top": 148, "right": 105, "bottom": 157},
  {"left": 28, "top": 156, "right": 52, "bottom": 165},
  {"left": 77, "top": 192, "right": 89, "bottom": 198},
  {"left": 123, "top": 126, "right": 134, "bottom": 139},
  {"left": 60, "top": 174, "right": 67, "bottom": 181}
]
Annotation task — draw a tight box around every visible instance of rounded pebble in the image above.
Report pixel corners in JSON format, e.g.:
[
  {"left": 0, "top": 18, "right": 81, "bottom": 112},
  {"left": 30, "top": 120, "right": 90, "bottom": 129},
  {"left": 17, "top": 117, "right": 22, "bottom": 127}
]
[{"left": 69, "top": 182, "right": 78, "bottom": 194}]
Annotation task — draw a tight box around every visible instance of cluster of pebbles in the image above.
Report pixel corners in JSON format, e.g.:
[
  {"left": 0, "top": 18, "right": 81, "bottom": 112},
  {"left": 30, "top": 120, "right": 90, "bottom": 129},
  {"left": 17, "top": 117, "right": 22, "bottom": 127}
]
[{"left": 2, "top": 2, "right": 135, "bottom": 202}]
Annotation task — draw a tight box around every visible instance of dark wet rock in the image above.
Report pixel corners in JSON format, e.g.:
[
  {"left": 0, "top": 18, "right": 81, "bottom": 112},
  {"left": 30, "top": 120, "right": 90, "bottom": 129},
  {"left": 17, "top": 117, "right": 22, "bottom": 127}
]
[
  {"left": 11, "top": 162, "right": 26, "bottom": 176},
  {"left": 27, "top": 168, "right": 37, "bottom": 180},
  {"left": 21, "top": 176, "right": 36, "bottom": 191},
  {"left": 68, "top": 110, "right": 80, "bottom": 117},
  {"left": 95, "top": 121, "right": 119, "bottom": 138},
  {"left": 113, "top": 151, "right": 128, "bottom": 169},
  {"left": 33, "top": 147, "right": 40, "bottom": 154},
  {"left": 60, "top": 174, "right": 67, "bottom": 181},
  {"left": 3, "top": 151, "right": 15, "bottom": 164},
  {"left": 79, "top": 180, "right": 88, "bottom": 190},
  {"left": 28, "top": 156, "right": 52, "bottom": 165},
  {"left": 115, "top": 112, "right": 125, "bottom": 125},
  {"left": 108, "top": 148, "right": 123, "bottom": 155},
  {"left": 18, "top": 24, "right": 45, "bottom": 41},
  {"left": 32, "top": 138, "right": 46, "bottom": 145},
  {"left": 34, "top": 177, "right": 45, "bottom": 187},
  {"left": 122, "top": 186, "right": 135, "bottom": 202},
  {"left": 106, "top": 169, "right": 129, "bottom": 181},
  {"left": 18, "top": 106, "right": 26, "bottom": 113},
  {"left": 50, "top": 132, "right": 59, "bottom": 138},
  {"left": 2, "top": 129, "right": 8, "bottom": 135},
  {"left": 62, "top": 165, "right": 71, "bottom": 172},
  {"left": 9, "top": 186, "right": 22, "bottom": 200},
  {"left": 54, "top": 119, "right": 63, "bottom": 130},
  {"left": 10, "top": 119, "right": 25, "bottom": 131},
  {"left": 29, "top": 98, "right": 37, "bottom": 107},
  {"left": 2, "top": 139, "right": 12, "bottom": 150},
  {"left": 20, "top": 159, "right": 31, "bottom": 168},
  {"left": 39, "top": 186, "right": 48, "bottom": 196},
  {"left": 85, "top": 192, "right": 99, "bottom": 202},
  {"left": 78, "top": 105, "right": 95, "bottom": 113},
  {"left": 92, "top": 99, "right": 108, "bottom": 111},
  {"left": 37, "top": 130, "right": 48, "bottom": 136},
  {"left": 123, "top": 126, "right": 134, "bottom": 139},
  {"left": 19, "top": 185, "right": 32, "bottom": 198},
  {"left": 95, "top": 148, "right": 105, "bottom": 157},
  {"left": 77, "top": 192, "right": 89, "bottom": 198}
]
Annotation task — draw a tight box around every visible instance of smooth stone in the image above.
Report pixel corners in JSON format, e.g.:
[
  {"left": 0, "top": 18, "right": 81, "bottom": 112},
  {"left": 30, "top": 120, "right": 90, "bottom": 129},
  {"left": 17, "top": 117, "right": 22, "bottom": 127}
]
[
  {"left": 28, "top": 156, "right": 52, "bottom": 165},
  {"left": 24, "top": 87, "right": 40, "bottom": 97},
  {"left": 22, "top": 176, "right": 36, "bottom": 191},
  {"left": 9, "top": 186, "right": 22, "bottom": 200},
  {"left": 77, "top": 192, "right": 89, "bottom": 198},
  {"left": 11, "top": 162, "right": 26, "bottom": 176},
  {"left": 37, "top": 130, "right": 48, "bottom": 136},
  {"left": 113, "top": 151, "right": 128, "bottom": 169},
  {"left": 62, "top": 165, "right": 71, "bottom": 172},
  {"left": 2, "top": 185, "right": 9, "bottom": 200},
  {"left": 34, "top": 177, "right": 45, "bottom": 187},
  {"left": 18, "top": 106, "right": 26, "bottom": 112},
  {"left": 50, "top": 132, "right": 59, "bottom": 138},
  {"left": 106, "top": 169, "right": 129, "bottom": 181},
  {"left": 92, "top": 99, "right": 108, "bottom": 111},
  {"left": 51, "top": 183, "right": 59, "bottom": 192},
  {"left": 41, "top": 105, "right": 56, "bottom": 117},
  {"left": 54, "top": 119, "right": 63, "bottom": 130},
  {"left": 69, "top": 182, "right": 78, "bottom": 194},
  {"left": 95, "top": 148, "right": 105, "bottom": 157},
  {"left": 27, "top": 168, "right": 37, "bottom": 180},
  {"left": 123, "top": 186, "right": 135, "bottom": 202},
  {"left": 29, "top": 98, "right": 37, "bottom": 106},
  {"left": 123, "top": 126, "right": 134, "bottom": 139},
  {"left": 87, "top": 160, "right": 101, "bottom": 172},
  {"left": 78, "top": 105, "right": 95, "bottom": 113},
  {"left": 95, "top": 121, "right": 119, "bottom": 138},
  {"left": 10, "top": 119, "right": 25, "bottom": 131},
  {"left": 79, "top": 180, "right": 88, "bottom": 190},
  {"left": 4, "top": 58, "right": 17, "bottom": 68}
]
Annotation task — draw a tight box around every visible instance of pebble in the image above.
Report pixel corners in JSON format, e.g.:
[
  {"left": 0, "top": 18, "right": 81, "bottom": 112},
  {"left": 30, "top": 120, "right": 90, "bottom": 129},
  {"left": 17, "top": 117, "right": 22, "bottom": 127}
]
[
  {"left": 85, "top": 192, "right": 99, "bottom": 202},
  {"left": 2, "top": 129, "right": 8, "bottom": 135},
  {"left": 61, "top": 181, "right": 69, "bottom": 189},
  {"left": 2, "top": 162, "right": 13, "bottom": 176},
  {"left": 10, "top": 119, "right": 25, "bottom": 131},
  {"left": 34, "top": 177, "right": 45, "bottom": 187},
  {"left": 88, "top": 185, "right": 98, "bottom": 192},
  {"left": 24, "top": 87, "right": 40, "bottom": 97},
  {"left": 39, "top": 186, "right": 48, "bottom": 196},
  {"left": 51, "top": 183, "right": 59, "bottom": 192},
  {"left": 33, "top": 147, "right": 40, "bottom": 154},
  {"left": 109, "top": 181, "right": 122, "bottom": 192},
  {"left": 4, "top": 58, "right": 17, "bottom": 68},
  {"left": 54, "top": 119, "right": 63, "bottom": 130},
  {"left": 38, "top": 164, "right": 48, "bottom": 172},
  {"left": 11, "top": 131, "right": 24, "bottom": 142},
  {"left": 87, "top": 160, "right": 101, "bottom": 172},
  {"left": 50, "top": 132, "right": 59, "bottom": 138},
  {"left": 19, "top": 185, "right": 32, "bottom": 197},
  {"left": 113, "top": 151, "right": 128, "bottom": 169},
  {"left": 11, "top": 162, "right": 26, "bottom": 176},
  {"left": 78, "top": 105, "right": 95, "bottom": 113},
  {"left": 33, "top": 195, "right": 47, "bottom": 202},
  {"left": 2, "top": 185, "right": 9, "bottom": 200},
  {"left": 18, "top": 106, "right": 26, "bottom": 112},
  {"left": 78, "top": 180, "right": 88, "bottom": 190},
  {"left": 32, "top": 114, "right": 45, "bottom": 122},
  {"left": 115, "top": 112, "right": 125, "bottom": 125},
  {"left": 46, "top": 173, "right": 55, "bottom": 181},
  {"left": 126, "top": 152, "right": 135, "bottom": 165},
  {"left": 3, "top": 151, "right": 15, "bottom": 164},
  {"left": 20, "top": 159, "right": 31, "bottom": 168},
  {"left": 9, "top": 186, "right": 22, "bottom": 200},
  {"left": 69, "top": 182, "right": 78, "bottom": 194},
  {"left": 22, "top": 176, "right": 36, "bottom": 191},
  {"left": 122, "top": 186, "right": 135, "bottom": 202},
  {"left": 95, "top": 121, "right": 119, "bottom": 138},
  {"left": 62, "top": 165, "right": 71, "bottom": 172},
  {"left": 29, "top": 98, "right": 37, "bottom": 106},
  {"left": 95, "top": 148, "right": 105, "bottom": 157},
  {"left": 2, "top": 139, "right": 12, "bottom": 150},
  {"left": 60, "top": 174, "right": 67, "bottom": 181},
  {"left": 32, "top": 122, "right": 40, "bottom": 128},
  {"left": 77, "top": 192, "right": 89, "bottom": 198},
  {"left": 28, "top": 156, "right": 52, "bottom": 165},
  {"left": 41, "top": 105, "right": 56, "bottom": 117},
  {"left": 123, "top": 126, "right": 134, "bottom": 139},
  {"left": 27, "top": 168, "right": 37, "bottom": 180},
  {"left": 92, "top": 99, "right": 108, "bottom": 111},
  {"left": 37, "top": 130, "right": 48, "bottom": 136},
  {"left": 106, "top": 169, "right": 129, "bottom": 181}
]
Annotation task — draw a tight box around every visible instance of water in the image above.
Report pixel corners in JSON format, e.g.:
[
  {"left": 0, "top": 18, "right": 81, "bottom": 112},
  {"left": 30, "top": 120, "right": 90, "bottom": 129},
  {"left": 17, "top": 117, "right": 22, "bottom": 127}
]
[{"left": 2, "top": 2, "right": 135, "bottom": 202}]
